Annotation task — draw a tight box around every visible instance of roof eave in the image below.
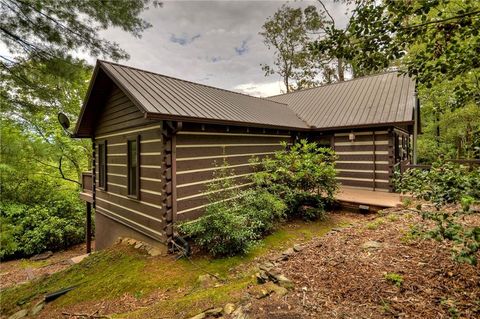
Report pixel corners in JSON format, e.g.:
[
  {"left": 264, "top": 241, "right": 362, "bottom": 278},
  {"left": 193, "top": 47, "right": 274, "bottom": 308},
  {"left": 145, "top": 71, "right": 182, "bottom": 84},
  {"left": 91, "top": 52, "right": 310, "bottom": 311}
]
[{"left": 144, "top": 112, "right": 310, "bottom": 131}]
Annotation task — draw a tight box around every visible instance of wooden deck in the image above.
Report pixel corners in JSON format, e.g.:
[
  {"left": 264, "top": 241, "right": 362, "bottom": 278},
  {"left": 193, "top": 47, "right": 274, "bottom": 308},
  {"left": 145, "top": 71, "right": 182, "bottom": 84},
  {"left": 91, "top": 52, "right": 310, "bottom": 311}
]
[{"left": 335, "top": 187, "right": 403, "bottom": 212}]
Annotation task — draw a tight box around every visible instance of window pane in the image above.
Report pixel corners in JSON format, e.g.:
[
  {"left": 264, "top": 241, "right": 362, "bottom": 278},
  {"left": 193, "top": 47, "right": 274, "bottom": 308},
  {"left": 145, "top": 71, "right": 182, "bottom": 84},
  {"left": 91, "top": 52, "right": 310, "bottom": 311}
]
[
  {"left": 98, "top": 144, "right": 104, "bottom": 188},
  {"left": 128, "top": 140, "right": 137, "bottom": 196}
]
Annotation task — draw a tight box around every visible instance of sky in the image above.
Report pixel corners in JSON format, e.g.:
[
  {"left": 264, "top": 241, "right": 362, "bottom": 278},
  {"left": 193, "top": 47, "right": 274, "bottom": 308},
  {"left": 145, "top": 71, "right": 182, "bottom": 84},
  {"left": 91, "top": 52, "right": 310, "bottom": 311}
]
[
  {"left": 92, "top": 0, "right": 350, "bottom": 97},
  {"left": 0, "top": 0, "right": 349, "bottom": 97}
]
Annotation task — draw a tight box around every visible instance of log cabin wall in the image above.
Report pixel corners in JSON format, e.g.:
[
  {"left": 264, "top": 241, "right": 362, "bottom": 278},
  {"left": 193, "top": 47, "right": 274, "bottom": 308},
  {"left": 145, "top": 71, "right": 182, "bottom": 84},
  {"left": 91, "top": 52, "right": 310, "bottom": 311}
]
[
  {"left": 174, "top": 123, "right": 293, "bottom": 221},
  {"left": 93, "top": 86, "right": 167, "bottom": 250},
  {"left": 332, "top": 128, "right": 392, "bottom": 191}
]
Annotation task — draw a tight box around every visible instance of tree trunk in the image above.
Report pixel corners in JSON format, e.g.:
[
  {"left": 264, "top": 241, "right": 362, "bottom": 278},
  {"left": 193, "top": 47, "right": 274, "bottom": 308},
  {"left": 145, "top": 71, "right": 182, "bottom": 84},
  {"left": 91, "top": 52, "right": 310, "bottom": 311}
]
[{"left": 337, "top": 58, "right": 345, "bottom": 82}]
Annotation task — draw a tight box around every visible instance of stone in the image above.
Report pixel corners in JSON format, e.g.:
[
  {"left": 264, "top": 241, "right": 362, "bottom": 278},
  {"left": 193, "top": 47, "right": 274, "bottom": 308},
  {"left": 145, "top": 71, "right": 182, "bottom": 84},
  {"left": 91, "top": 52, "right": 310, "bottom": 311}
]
[
  {"left": 256, "top": 271, "right": 269, "bottom": 284},
  {"left": 293, "top": 244, "right": 303, "bottom": 252},
  {"left": 273, "top": 274, "right": 294, "bottom": 289},
  {"left": 149, "top": 247, "right": 163, "bottom": 256},
  {"left": 232, "top": 305, "right": 248, "bottom": 319},
  {"left": 189, "top": 313, "right": 206, "bottom": 319},
  {"left": 259, "top": 261, "right": 275, "bottom": 272},
  {"left": 269, "top": 283, "right": 288, "bottom": 297},
  {"left": 127, "top": 238, "right": 136, "bottom": 246},
  {"left": 197, "top": 274, "right": 217, "bottom": 288},
  {"left": 70, "top": 253, "right": 89, "bottom": 264},
  {"left": 282, "top": 248, "right": 295, "bottom": 257},
  {"left": 362, "top": 241, "right": 383, "bottom": 250},
  {"left": 224, "top": 303, "right": 236, "bottom": 315},
  {"left": 30, "top": 251, "right": 53, "bottom": 261},
  {"left": 134, "top": 242, "right": 144, "bottom": 249},
  {"left": 8, "top": 309, "right": 28, "bottom": 319},
  {"left": 204, "top": 307, "right": 223, "bottom": 317},
  {"left": 30, "top": 300, "right": 45, "bottom": 316}
]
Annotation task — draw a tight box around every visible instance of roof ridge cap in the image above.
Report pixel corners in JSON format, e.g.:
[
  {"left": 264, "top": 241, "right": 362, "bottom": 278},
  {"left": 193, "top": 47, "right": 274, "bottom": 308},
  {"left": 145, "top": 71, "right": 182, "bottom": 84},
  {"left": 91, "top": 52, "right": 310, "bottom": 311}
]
[{"left": 98, "top": 60, "right": 290, "bottom": 107}]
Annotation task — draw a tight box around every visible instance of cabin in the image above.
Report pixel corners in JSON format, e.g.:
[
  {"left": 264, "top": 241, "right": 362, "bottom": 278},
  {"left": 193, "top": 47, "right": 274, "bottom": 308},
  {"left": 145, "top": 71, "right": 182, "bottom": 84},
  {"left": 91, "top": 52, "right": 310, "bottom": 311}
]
[{"left": 75, "top": 60, "right": 419, "bottom": 251}]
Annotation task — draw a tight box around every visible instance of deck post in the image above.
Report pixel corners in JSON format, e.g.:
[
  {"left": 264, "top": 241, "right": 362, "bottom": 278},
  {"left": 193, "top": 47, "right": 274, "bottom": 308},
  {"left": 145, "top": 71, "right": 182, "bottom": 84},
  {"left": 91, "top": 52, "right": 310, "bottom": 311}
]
[
  {"left": 86, "top": 201, "right": 92, "bottom": 253},
  {"left": 413, "top": 91, "right": 418, "bottom": 165}
]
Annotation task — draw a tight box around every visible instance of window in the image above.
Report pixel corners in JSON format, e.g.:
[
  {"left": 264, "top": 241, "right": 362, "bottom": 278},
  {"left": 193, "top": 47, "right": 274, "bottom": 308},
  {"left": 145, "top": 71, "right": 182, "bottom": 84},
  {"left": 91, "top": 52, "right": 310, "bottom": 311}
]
[
  {"left": 98, "top": 141, "right": 107, "bottom": 190},
  {"left": 127, "top": 136, "right": 140, "bottom": 198}
]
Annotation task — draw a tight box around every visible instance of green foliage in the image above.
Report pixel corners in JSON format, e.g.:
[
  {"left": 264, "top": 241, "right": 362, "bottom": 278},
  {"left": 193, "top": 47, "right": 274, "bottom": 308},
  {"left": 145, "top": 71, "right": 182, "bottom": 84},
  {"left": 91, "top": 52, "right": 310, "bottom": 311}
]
[
  {"left": 421, "top": 210, "right": 480, "bottom": 266},
  {"left": 394, "top": 161, "right": 480, "bottom": 206},
  {"left": 251, "top": 139, "right": 338, "bottom": 220},
  {"left": 384, "top": 273, "right": 404, "bottom": 287},
  {"left": 260, "top": 4, "right": 327, "bottom": 91},
  {"left": 178, "top": 162, "right": 286, "bottom": 257},
  {"left": 0, "top": 194, "right": 85, "bottom": 260}
]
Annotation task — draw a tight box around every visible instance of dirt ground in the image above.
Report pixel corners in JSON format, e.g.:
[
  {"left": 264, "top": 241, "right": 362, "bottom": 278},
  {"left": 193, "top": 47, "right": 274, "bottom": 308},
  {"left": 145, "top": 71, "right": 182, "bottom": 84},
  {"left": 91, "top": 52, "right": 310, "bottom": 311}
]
[
  {"left": 0, "top": 243, "right": 88, "bottom": 290},
  {"left": 247, "top": 208, "right": 480, "bottom": 319}
]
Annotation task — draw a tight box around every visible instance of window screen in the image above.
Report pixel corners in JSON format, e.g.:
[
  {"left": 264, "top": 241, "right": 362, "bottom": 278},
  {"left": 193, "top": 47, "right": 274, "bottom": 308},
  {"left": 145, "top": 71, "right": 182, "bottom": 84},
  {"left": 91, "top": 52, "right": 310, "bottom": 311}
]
[
  {"left": 127, "top": 138, "right": 139, "bottom": 198},
  {"left": 98, "top": 142, "right": 107, "bottom": 189}
]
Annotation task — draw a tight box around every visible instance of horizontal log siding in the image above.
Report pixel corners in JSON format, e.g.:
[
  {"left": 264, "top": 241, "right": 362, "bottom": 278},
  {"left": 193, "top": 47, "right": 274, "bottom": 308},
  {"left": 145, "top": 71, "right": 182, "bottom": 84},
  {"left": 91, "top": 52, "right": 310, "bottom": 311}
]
[
  {"left": 333, "top": 130, "right": 392, "bottom": 191},
  {"left": 94, "top": 86, "right": 166, "bottom": 243},
  {"left": 175, "top": 123, "right": 292, "bottom": 220}
]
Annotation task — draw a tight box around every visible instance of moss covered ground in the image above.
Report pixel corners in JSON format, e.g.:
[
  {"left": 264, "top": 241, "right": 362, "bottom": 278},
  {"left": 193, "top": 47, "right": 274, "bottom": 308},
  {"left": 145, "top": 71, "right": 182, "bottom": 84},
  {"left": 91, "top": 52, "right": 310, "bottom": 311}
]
[{"left": 0, "top": 212, "right": 358, "bottom": 318}]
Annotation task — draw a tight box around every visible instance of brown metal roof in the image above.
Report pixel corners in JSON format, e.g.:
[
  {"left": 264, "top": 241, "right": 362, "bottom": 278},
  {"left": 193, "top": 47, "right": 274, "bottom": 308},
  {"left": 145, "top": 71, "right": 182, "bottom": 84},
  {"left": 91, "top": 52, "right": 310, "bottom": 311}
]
[
  {"left": 99, "top": 61, "right": 308, "bottom": 129},
  {"left": 75, "top": 61, "right": 416, "bottom": 137},
  {"left": 268, "top": 72, "right": 416, "bottom": 130}
]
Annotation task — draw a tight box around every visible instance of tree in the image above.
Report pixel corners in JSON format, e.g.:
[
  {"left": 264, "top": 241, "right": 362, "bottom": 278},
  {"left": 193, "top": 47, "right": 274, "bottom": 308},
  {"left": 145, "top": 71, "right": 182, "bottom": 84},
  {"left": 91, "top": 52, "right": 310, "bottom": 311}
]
[
  {"left": 1, "top": 0, "right": 161, "bottom": 184},
  {"left": 260, "top": 4, "right": 326, "bottom": 92}
]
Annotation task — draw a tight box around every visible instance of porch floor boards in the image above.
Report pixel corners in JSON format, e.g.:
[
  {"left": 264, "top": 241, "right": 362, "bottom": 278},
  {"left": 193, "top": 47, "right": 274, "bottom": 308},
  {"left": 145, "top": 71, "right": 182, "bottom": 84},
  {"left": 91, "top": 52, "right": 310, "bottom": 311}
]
[{"left": 335, "top": 187, "right": 403, "bottom": 210}]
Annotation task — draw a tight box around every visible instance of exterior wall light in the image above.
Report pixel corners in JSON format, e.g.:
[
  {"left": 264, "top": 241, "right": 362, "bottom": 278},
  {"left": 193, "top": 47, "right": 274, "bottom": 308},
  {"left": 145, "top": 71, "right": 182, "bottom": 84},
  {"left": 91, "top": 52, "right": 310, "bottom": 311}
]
[{"left": 349, "top": 132, "right": 355, "bottom": 142}]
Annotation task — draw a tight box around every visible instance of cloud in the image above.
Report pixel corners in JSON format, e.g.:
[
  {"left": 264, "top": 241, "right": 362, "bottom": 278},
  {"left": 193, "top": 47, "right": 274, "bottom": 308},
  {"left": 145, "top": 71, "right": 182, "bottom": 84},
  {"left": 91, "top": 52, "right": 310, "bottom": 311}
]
[
  {"left": 234, "top": 81, "right": 286, "bottom": 97},
  {"left": 234, "top": 39, "right": 249, "bottom": 56},
  {"left": 169, "top": 33, "right": 201, "bottom": 46},
  {"left": 52, "top": 0, "right": 349, "bottom": 97}
]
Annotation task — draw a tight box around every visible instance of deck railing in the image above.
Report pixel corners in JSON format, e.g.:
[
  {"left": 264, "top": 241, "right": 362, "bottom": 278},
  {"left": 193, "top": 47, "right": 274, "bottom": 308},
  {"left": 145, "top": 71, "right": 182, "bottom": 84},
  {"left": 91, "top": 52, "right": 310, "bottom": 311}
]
[
  {"left": 80, "top": 172, "right": 93, "bottom": 203},
  {"left": 398, "top": 159, "right": 480, "bottom": 174},
  {"left": 81, "top": 171, "right": 93, "bottom": 193}
]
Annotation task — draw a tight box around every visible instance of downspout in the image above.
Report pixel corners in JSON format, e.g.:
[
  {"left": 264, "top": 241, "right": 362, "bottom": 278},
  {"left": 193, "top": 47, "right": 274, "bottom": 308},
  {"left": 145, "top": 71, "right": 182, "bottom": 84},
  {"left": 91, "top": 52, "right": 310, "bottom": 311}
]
[{"left": 413, "top": 91, "right": 419, "bottom": 165}]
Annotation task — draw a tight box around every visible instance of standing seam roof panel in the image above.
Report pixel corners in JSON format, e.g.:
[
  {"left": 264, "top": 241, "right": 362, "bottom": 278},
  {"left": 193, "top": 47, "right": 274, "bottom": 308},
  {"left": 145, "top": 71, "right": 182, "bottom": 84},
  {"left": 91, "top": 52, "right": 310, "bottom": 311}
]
[{"left": 96, "top": 61, "right": 308, "bottom": 129}]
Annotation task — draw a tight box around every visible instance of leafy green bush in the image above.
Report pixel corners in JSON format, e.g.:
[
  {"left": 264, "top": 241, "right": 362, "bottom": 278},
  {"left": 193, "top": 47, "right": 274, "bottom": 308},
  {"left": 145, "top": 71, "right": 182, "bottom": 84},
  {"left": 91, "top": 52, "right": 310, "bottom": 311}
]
[
  {"left": 251, "top": 139, "right": 337, "bottom": 220},
  {"left": 394, "top": 161, "right": 480, "bottom": 206},
  {"left": 178, "top": 162, "right": 286, "bottom": 257},
  {"left": 0, "top": 187, "right": 85, "bottom": 260},
  {"left": 421, "top": 209, "right": 480, "bottom": 266}
]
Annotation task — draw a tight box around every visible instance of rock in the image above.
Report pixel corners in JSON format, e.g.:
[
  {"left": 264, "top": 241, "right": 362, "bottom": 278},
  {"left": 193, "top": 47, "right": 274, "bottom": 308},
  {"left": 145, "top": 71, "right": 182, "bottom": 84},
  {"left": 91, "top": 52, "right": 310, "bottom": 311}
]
[
  {"left": 70, "top": 254, "right": 89, "bottom": 264},
  {"left": 269, "top": 283, "right": 288, "bottom": 297},
  {"left": 8, "top": 309, "right": 28, "bottom": 319},
  {"left": 273, "top": 274, "right": 294, "bottom": 289},
  {"left": 127, "top": 238, "right": 136, "bottom": 245},
  {"left": 30, "top": 251, "right": 53, "bottom": 261},
  {"left": 224, "top": 303, "right": 236, "bottom": 315},
  {"left": 331, "top": 227, "right": 343, "bottom": 232},
  {"left": 30, "top": 300, "right": 45, "bottom": 316},
  {"left": 148, "top": 247, "right": 162, "bottom": 257},
  {"left": 134, "top": 242, "right": 143, "bottom": 249},
  {"left": 362, "top": 241, "right": 383, "bottom": 250},
  {"left": 232, "top": 305, "right": 248, "bottom": 319},
  {"left": 259, "top": 261, "right": 275, "bottom": 272},
  {"left": 189, "top": 313, "right": 206, "bottom": 319},
  {"left": 197, "top": 274, "right": 217, "bottom": 288},
  {"left": 205, "top": 307, "right": 223, "bottom": 317},
  {"left": 256, "top": 270, "right": 269, "bottom": 284},
  {"left": 293, "top": 244, "right": 303, "bottom": 252},
  {"left": 282, "top": 248, "right": 295, "bottom": 257}
]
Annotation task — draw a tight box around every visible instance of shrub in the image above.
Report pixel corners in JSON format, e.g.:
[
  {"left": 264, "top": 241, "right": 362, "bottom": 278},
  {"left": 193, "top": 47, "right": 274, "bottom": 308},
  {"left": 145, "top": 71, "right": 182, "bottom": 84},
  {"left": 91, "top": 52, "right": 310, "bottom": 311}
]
[
  {"left": 251, "top": 139, "right": 338, "bottom": 220},
  {"left": 0, "top": 194, "right": 85, "bottom": 260},
  {"left": 178, "top": 162, "right": 286, "bottom": 257},
  {"left": 394, "top": 161, "right": 480, "bottom": 206}
]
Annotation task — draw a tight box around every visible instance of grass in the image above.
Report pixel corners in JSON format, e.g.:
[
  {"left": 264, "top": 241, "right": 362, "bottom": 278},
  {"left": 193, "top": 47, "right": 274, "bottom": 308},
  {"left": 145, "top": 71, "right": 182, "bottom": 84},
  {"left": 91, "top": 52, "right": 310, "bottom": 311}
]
[
  {"left": 384, "top": 273, "right": 404, "bottom": 287},
  {"left": 0, "top": 215, "right": 352, "bottom": 318}
]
